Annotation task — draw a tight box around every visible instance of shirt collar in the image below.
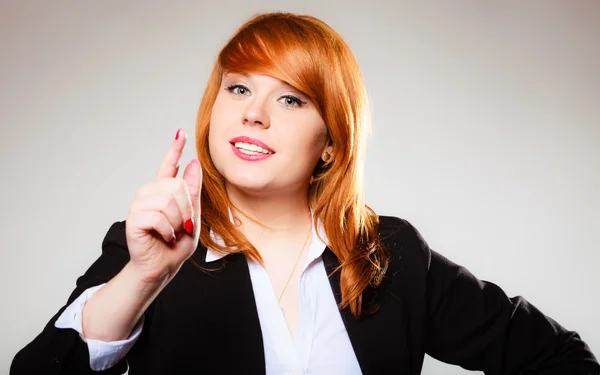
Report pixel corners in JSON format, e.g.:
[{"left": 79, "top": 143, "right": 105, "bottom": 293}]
[{"left": 205, "top": 209, "right": 329, "bottom": 265}]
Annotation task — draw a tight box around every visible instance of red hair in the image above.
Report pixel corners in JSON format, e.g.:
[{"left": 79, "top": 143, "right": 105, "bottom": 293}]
[{"left": 192, "top": 12, "right": 388, "bottom": 318}]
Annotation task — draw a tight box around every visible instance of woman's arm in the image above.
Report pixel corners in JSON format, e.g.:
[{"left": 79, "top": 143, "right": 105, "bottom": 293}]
[
  {"left": 405, "top": 221, "right": 600, "bottom": 374},
  {"left": 54, "top": 283, "right": 144, "bottom": 371},
  {"left": 10, "top": 221, "right": 155, "bottom": 375},
  {"left": 81, "top": 260, "right": 165, "bottom": 343}
]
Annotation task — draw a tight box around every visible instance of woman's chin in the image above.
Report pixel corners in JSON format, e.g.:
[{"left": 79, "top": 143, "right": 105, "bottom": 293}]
[{"left": 226, "top": 176, "right": 273, "bottom": 195}]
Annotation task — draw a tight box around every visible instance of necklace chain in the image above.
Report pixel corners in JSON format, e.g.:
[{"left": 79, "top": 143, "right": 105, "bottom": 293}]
[{"left": 277, "top": 223, "right": 312, "bottom": 304}]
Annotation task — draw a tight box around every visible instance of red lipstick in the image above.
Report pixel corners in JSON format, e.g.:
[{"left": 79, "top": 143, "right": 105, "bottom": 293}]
[
  {"left": 229, "top": 136, "right": 275, "bottom": 162},
  {"left": 229, "top": 136, "right": 275, "bottom": 153}
]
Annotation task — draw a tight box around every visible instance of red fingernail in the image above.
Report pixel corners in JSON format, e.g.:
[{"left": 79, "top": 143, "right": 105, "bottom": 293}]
[
  {"left": 175, "top": 129, "right": 181, "bottom": 140},
  {"left": 184, "top": 218, "right": 194, "bottom": 234}
]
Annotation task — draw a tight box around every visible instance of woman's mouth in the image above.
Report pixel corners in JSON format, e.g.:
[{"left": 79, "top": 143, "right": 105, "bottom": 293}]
[
  {"left": 229, "top": 136, "right": 275, "bottom": 161},
  {"left": 229, "top": 141, "right": 275, "bottom": 161},
  {"left": 232, "top": 141, "right": 274, "bottom": 155}
]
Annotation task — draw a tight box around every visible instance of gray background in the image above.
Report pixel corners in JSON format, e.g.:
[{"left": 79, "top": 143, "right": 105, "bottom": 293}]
[{"left": 2, "top": 1, "right": 599, "bottom": 373}]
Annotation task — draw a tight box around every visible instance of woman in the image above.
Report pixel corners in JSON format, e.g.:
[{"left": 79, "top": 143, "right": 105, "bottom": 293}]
[{"left": 11, "top": 11, "right": 599, "bottom": 375}]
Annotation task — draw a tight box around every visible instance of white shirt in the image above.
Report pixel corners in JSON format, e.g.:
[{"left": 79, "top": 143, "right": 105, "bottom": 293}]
[{"left": 55, "top": 219, "right": 362, "bottom": 374}]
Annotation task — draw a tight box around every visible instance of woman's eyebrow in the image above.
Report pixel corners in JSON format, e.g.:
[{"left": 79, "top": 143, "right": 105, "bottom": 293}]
[
  {"left": 223, "top": 73, "right": 306, "bottom": 95},
  {"left": 224, "top": 71, "right": 250, "bottom": 78}
]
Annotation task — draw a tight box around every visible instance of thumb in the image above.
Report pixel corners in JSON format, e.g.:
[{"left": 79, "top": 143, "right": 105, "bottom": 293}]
[{"left": 183, "top": 158, "right": 202, "bottom": 224}]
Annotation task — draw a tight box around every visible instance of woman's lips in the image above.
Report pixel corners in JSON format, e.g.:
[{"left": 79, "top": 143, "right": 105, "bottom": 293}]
[
  {"left": 230, "top": 143, "right": 274, "bottom": 161},
  {"left": 229, "top": 136, "right": 275, "bottom": 153}
]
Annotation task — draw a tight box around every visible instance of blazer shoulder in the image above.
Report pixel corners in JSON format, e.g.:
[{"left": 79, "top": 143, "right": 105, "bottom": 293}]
[
  {"left": 102, "top": 220, "right": 127, "bottom": 246},
  {"left": 377, "top": 215, "right": 433, "bottom": 267},
  {"left": 377, "top": 216, "right": 430, "bottom": 251}
]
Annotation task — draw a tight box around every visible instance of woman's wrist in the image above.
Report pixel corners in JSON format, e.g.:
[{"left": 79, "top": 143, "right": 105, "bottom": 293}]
[{"left": 81, "top": 262, "right": 167, "bottom": 341}]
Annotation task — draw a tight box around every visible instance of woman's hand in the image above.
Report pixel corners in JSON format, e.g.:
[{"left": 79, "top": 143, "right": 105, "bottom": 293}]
[{"left": 125, "top": 128, "right": 202, "bottom": 285}]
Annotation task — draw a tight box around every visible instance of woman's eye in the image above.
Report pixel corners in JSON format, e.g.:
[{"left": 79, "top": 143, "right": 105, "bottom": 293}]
[
  {"left": 226, "top": 84, "right": 250, "bottom": 96},
  {"left": 279, "top": 95, "right": 306, "bottom": 108}
]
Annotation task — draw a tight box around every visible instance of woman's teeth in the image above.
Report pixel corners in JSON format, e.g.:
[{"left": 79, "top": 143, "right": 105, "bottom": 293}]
[{"left": 234, "top": 142, "right": 273, "bottom": 155}]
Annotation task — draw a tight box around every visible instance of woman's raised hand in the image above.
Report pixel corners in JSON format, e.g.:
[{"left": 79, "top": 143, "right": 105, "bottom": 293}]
[{"left": 125, "top": 129, "right": 202, "bottom": 285}]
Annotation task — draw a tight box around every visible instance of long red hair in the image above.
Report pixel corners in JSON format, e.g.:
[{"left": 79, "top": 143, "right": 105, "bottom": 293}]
[{"left": 192, "top": 12, "right": 388, "bottom": 318}]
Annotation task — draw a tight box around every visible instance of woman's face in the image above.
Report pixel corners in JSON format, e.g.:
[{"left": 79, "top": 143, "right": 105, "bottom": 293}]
[{"left": 208, "top": 72, "right": 329, "bottom": 196}]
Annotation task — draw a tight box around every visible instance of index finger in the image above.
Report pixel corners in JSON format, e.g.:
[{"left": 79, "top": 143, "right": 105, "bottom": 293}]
[{"left": 155, "top": 128, "right": 187, "bottom": 180}]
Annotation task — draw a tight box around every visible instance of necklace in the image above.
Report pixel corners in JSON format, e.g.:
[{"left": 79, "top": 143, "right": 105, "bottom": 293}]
[{"left": 277, "top": 224, "right": 312, "bottom": 316}]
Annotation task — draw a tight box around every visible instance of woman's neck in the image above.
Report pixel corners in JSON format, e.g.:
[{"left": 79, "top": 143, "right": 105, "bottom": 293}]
[{"left": 225, "top": 183, "right": 312, "bottom": 243}]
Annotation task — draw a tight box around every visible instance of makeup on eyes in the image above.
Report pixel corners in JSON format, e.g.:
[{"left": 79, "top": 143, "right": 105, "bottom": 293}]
[{"left": 224, "top": 82, "right": 308, "bottom": 108}]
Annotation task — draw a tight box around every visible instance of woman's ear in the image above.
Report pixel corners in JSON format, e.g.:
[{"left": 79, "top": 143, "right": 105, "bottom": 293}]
[{"left": 321, "top": 144, "right": 333, "bottom": 163}]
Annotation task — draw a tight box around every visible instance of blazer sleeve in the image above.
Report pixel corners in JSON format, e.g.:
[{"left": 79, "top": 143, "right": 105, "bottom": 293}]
[
  {"left": 10, "top": 221, "right": 134, "bottom": 375},
  {"left": 405, "top": 221, "right": 600, "bottom": 375},
  {"left": 53, "top": 283, "right": 144, "bottom": 371}
]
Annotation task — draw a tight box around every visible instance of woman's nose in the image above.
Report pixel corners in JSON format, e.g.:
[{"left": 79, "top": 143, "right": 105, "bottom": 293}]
[{"left": 242, "top": 100, "right": 270, "bottom": 129}]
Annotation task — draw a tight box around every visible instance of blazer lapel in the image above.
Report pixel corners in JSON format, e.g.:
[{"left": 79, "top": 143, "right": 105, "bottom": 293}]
[
  {"left": 322, "top": 247, "right": 410, "bottom": 374},
  {"left": 176, "top": 247, "right": 267, "bottom": 373}
]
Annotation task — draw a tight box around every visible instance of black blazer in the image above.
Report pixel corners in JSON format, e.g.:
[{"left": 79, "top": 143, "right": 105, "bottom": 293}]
[{"left": 11, "top": 216, "right": 600, "bottom": 374}]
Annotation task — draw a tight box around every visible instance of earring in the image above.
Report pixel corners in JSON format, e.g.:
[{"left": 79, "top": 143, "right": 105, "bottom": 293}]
[{"left": 321, "top": 151, "right": 331, "bottom": 162}]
